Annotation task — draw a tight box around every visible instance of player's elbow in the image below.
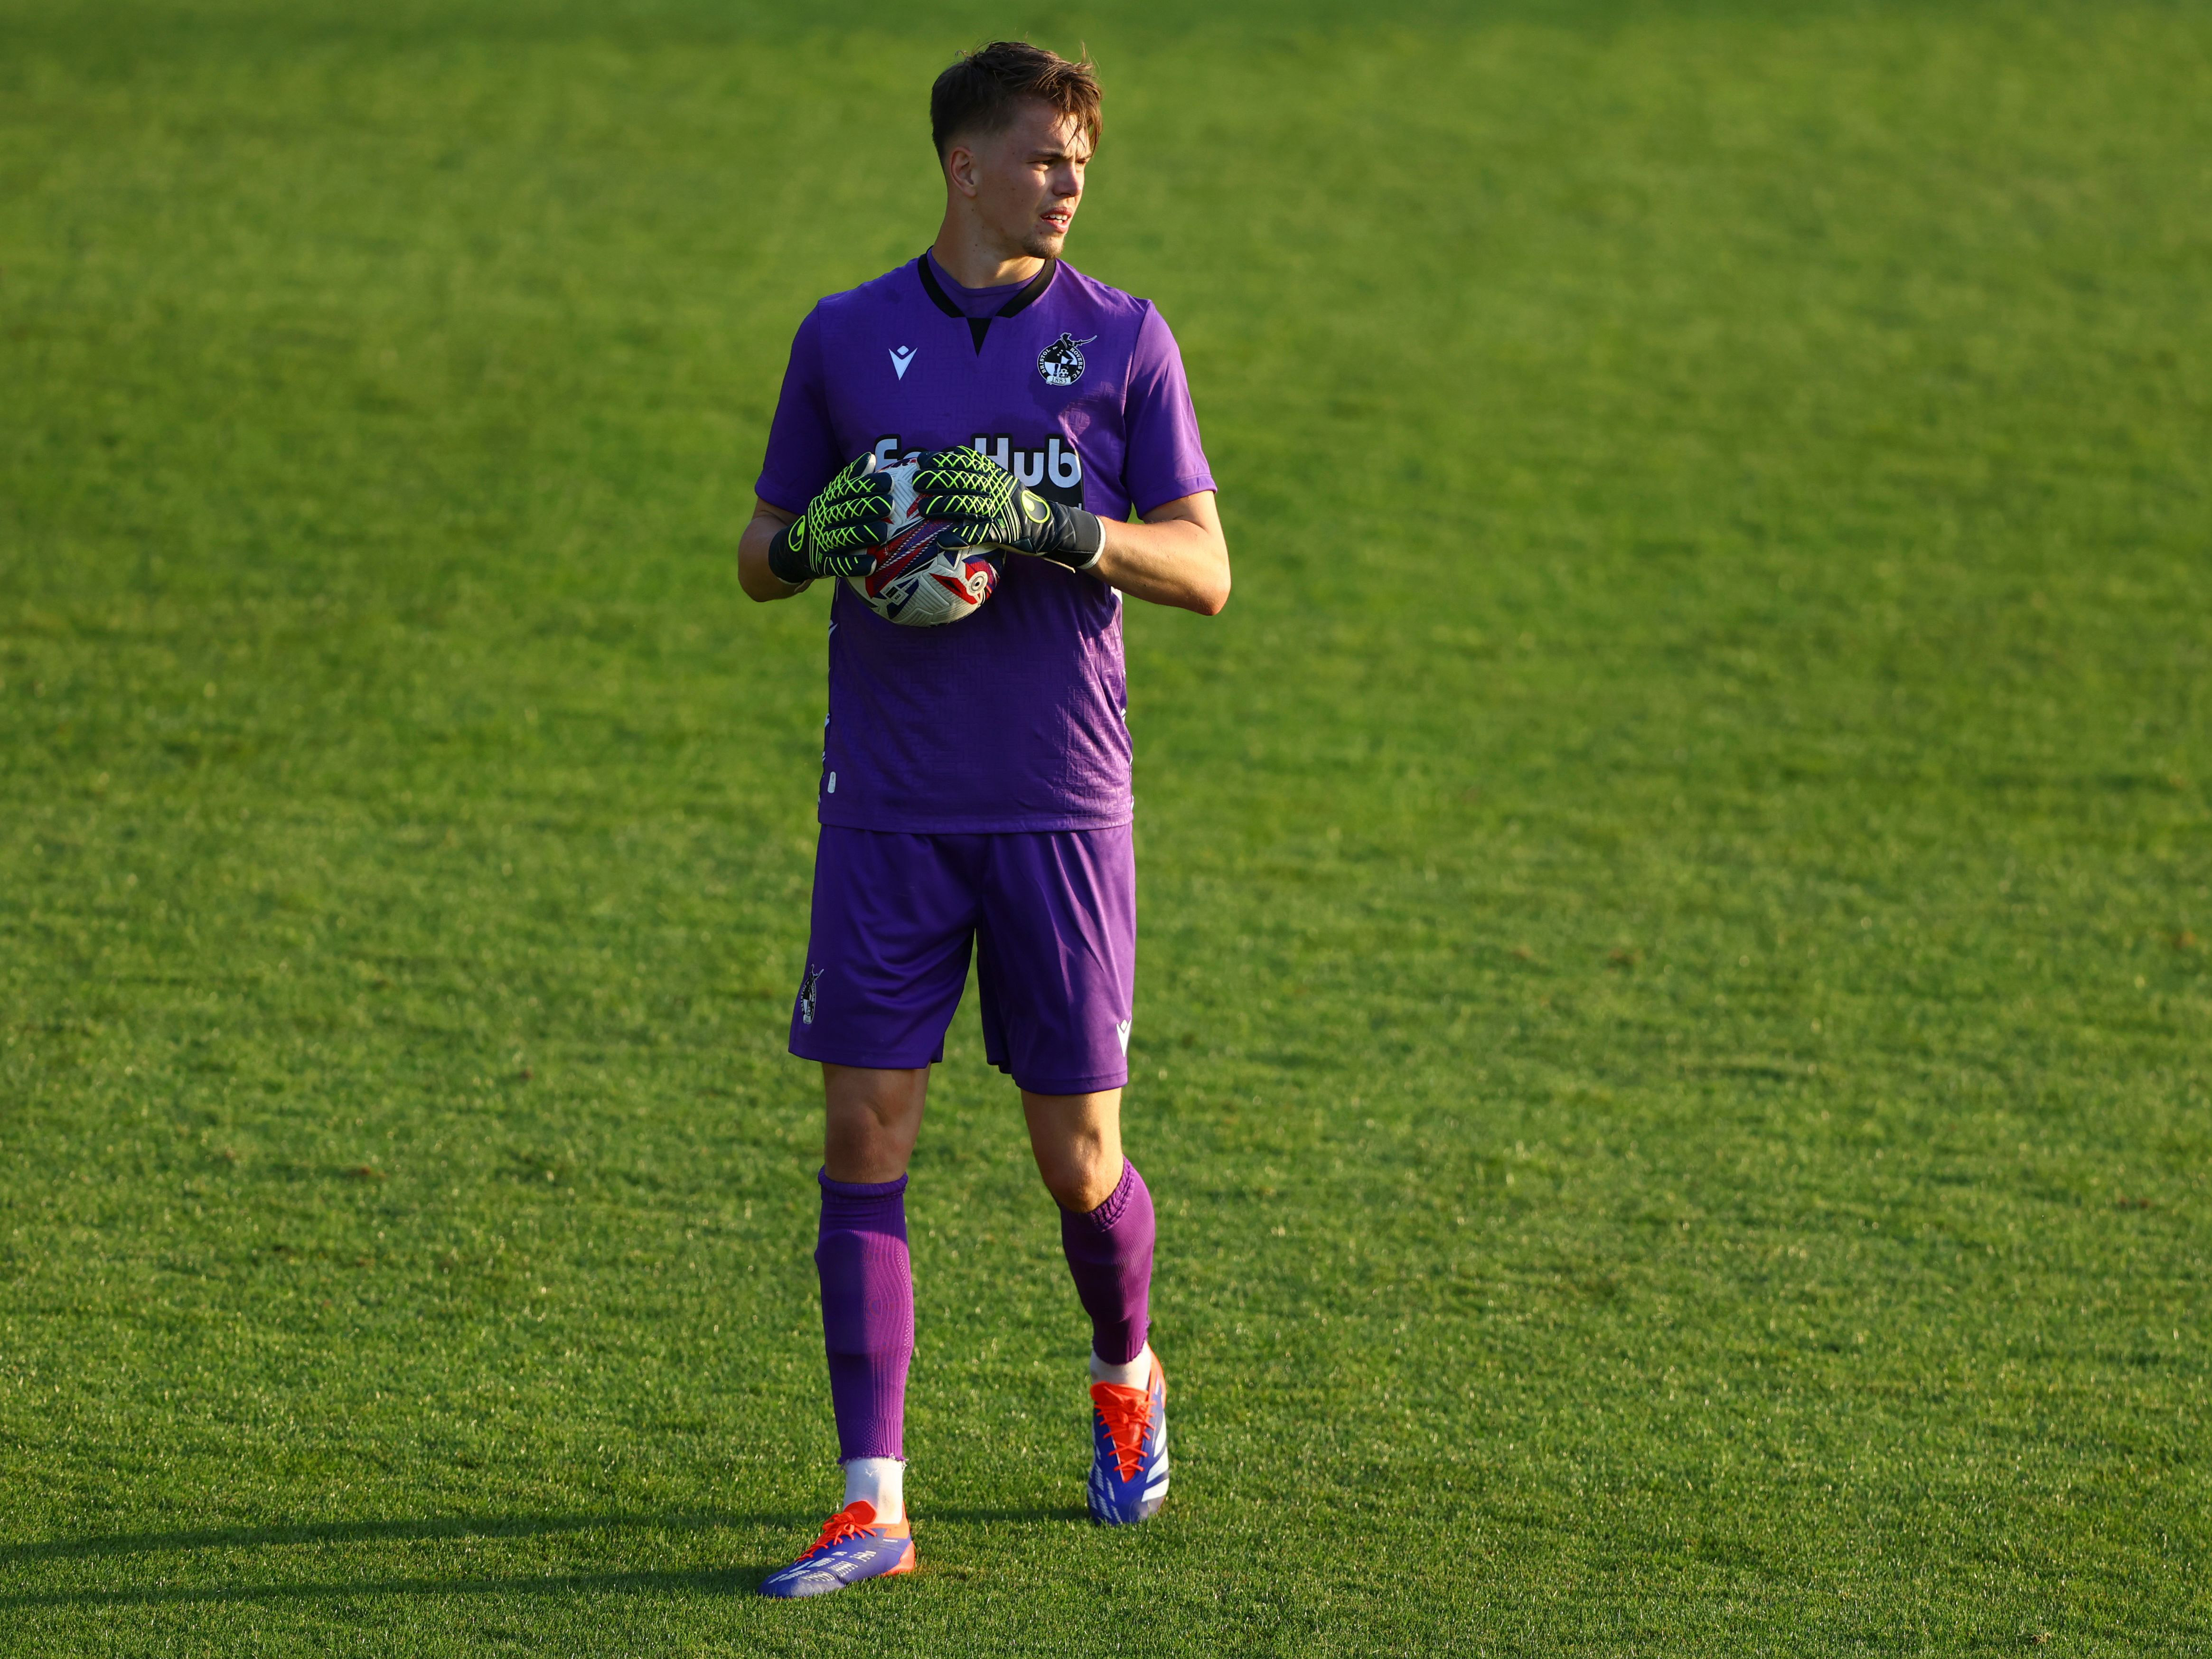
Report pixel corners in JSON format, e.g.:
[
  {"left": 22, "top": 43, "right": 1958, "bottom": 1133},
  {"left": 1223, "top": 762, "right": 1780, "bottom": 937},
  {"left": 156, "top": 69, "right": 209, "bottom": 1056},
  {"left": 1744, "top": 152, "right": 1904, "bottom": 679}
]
[
  {"left": 739, "top": 527, "right": 806, "bottom": 602},
  {"left": 1192, "top": 545, "right": 1230, "bottom": 616},
  {"left": 739, "top": 563, "right": 792, "bottom": 603}
]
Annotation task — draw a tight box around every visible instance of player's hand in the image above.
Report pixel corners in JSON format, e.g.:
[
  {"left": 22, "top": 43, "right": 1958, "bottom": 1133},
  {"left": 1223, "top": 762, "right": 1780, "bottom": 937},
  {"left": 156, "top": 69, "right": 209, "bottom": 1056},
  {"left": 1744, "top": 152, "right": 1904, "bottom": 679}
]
[
  {"left": 767, "top": 453, "right": 896, "bottom": 584},
  {"left": 912, "top": 446, "right": 1106, "bottom": 572}
]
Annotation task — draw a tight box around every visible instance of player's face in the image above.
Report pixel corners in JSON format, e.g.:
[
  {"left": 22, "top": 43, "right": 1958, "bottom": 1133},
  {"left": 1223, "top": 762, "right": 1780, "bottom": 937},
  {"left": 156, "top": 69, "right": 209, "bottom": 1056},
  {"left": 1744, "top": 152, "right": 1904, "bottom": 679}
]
[{"left": 968, "top": 103, "right": 1090, "bottom": 261}]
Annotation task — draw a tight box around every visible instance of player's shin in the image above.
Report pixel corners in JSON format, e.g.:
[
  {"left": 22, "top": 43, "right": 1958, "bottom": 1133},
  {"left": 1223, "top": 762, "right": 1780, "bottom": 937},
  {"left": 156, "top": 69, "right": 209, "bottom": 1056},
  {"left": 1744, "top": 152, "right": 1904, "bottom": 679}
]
[
  {"left": 759, "top": 1183, "right": 918, "bottom": 1602},
  {"left": 761, "top": 1208, "right": 919, "bottom": 1610},
  {"left": 1060, "top": 1160, "right": 1153, "bottom": 1374},
  {"left": 815, "top": 1172, "right": 915, "bottom": 1485}
]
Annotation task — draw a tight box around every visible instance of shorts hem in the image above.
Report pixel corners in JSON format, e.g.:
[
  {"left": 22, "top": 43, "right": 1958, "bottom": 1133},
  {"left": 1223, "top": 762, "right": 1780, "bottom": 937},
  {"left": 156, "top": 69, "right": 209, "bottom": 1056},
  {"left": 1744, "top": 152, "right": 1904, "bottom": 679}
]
[
  {"left": 817, "top": 809, "right": 1135, "bottom": 835},
  {"left": 998, "top": 1062, "right": 1132, "bottom": 1096},
  {"left": 789, "top": 1037, "right": 947, "bottom": 1070}
]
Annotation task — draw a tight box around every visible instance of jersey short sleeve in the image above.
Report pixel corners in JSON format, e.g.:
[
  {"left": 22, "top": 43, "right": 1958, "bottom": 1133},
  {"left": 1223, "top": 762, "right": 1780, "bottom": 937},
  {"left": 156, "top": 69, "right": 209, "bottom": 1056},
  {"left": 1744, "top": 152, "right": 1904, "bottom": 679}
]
[
  {"left": 1121, "top": 305, "right": 1217, "bottom": 517},
  {"left": 755, "top": 307, "right": 842, "bottom": 516}
]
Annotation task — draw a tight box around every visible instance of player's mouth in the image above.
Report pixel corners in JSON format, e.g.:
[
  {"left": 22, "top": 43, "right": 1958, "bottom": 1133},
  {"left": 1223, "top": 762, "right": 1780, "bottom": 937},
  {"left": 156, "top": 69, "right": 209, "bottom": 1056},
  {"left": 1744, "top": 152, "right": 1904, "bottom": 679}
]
[{"left": 1039, "top": 208, "right": 1074, "bottom": 235}]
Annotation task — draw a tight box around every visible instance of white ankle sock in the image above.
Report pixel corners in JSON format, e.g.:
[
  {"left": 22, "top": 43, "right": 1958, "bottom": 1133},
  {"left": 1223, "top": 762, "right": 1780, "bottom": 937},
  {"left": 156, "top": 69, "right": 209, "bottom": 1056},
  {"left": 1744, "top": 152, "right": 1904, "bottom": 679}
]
[
  {"left": 842, "top": 1457, "right": 904, "bottom": 1523},
  {"left": 1089, "top": 1345, "right": 1153, "bottom": 1389}
]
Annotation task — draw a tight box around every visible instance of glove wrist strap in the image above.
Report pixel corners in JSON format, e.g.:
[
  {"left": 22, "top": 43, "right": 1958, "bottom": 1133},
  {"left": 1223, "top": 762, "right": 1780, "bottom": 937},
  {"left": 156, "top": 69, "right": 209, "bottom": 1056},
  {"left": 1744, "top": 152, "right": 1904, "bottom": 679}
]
[
  {"left": 1038, "top": 506, "right": 1106, "bottom": 572},
  {"left": 767, "top": 523, "right": 815, "bottom": 587}
]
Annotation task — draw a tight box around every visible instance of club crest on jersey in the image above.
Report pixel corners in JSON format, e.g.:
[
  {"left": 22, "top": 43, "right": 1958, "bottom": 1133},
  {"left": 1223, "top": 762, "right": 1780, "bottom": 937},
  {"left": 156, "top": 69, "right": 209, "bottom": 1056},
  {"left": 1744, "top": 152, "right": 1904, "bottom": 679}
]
[{"left": 1038, "top": 333, "right": 1096, "bottom": 387}]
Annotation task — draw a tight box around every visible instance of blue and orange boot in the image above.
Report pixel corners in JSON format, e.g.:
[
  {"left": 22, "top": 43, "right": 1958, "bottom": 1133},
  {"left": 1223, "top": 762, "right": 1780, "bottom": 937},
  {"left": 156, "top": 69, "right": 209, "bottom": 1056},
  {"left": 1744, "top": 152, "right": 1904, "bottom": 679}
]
[
  {"left": 1087, "top": 1356, "right": 1170, "bottom": 1524},
  {"left": 757, "top": 1500, "right": 915, "bottom": 1598}
]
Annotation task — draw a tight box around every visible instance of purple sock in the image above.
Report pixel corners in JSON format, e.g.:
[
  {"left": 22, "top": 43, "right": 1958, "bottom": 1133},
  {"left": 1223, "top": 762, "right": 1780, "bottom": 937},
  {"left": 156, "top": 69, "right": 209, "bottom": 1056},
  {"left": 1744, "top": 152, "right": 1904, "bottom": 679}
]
[
  {"left": 815, "top": 1171, "right": 913, "bottom": 1462},
  {"left": 1060, "top": 1159, "right": 1154, "bottom": 1366}
]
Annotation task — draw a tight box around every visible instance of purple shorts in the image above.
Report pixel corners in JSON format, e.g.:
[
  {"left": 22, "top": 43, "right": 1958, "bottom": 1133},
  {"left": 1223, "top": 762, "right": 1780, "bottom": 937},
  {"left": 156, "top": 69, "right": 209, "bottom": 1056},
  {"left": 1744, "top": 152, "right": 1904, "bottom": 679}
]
[{"left": 789, "top": 825, "right": 1136, "bottom": 1096}]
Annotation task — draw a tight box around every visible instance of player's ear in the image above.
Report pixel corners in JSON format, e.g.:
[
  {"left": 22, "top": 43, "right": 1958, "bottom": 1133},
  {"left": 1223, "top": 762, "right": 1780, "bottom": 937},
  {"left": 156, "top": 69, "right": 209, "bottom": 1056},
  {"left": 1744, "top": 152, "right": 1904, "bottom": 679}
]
[{"left": 944, "top": 140, "right": 980, "bottom": 199}]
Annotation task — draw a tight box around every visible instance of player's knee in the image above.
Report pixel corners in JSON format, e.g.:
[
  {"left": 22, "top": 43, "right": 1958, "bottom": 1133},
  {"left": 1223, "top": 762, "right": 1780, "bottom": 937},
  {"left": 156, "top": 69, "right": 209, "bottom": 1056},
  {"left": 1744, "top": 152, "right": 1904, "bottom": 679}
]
[
  {"left": 822, "top": 1068, "right": 926, "bottom": 1165},
  {"left": 1039, "top": 1150, "right": 1120, "bottom": 1215}
]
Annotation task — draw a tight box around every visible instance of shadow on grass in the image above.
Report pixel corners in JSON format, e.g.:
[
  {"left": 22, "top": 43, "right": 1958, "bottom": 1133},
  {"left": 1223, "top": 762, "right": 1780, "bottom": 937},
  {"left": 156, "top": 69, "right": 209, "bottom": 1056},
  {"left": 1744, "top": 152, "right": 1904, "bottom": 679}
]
[
  {"left": 0, "top": 1502, "right": 1092, "bottom": 1606},
  {"left": 0, "top": 1563, "right": 766, "bottom": 1610},
  {"left": 0, "top": 1511, "right": 793, "bottom": 1566}
]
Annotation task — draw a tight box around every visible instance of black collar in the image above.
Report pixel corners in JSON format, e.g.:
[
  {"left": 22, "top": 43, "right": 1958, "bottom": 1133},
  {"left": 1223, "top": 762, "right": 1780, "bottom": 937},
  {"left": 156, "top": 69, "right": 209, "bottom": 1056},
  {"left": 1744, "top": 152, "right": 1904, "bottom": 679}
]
[{"left": 917, "top": 253, "right": 1057, "bottom": 354}]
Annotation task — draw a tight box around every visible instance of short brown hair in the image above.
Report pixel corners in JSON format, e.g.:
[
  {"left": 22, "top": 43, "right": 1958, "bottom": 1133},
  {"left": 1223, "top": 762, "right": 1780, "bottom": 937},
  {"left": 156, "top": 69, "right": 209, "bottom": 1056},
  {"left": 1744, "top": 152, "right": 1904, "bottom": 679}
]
[{"left": 930, "top": 41, "right": 1102, "bottom": 160}]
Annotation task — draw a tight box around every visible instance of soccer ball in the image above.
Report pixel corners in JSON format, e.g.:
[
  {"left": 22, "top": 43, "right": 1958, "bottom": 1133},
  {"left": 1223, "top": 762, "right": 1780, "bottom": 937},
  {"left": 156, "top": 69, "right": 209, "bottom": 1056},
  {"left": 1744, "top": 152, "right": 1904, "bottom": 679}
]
[{"left": 845, "top": 460, "right": 1002, "bottom": 627}]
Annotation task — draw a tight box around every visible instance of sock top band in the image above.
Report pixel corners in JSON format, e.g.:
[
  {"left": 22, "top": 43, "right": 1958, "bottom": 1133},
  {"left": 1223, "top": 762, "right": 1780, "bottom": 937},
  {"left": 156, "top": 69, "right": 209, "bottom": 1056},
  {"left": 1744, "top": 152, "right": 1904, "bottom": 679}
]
[
  {"left": 819, "top": 1169, "right": 910, "bottom": 1200},
  {"left": 1068, "top": 1157, "right": 1141, "bottom": 1231}
]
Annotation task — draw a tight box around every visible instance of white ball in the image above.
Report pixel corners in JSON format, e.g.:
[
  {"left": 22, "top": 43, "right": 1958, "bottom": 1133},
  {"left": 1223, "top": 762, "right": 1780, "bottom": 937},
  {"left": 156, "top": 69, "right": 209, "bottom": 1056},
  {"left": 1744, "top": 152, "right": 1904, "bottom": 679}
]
[{"left": 844, "top": 460, "right": 1003, "bottom": 627}]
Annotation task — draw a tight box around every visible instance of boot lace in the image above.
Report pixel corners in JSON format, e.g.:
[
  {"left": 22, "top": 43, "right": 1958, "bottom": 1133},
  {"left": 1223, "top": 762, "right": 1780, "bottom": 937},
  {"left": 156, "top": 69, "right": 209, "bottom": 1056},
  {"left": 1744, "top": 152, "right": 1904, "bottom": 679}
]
[
  {"left": 1092, "top": 1383, "right": 1153, "bottom": 1482},
  {"left": 800, "top": 1501, "right": 879, "bottom": 1558}
]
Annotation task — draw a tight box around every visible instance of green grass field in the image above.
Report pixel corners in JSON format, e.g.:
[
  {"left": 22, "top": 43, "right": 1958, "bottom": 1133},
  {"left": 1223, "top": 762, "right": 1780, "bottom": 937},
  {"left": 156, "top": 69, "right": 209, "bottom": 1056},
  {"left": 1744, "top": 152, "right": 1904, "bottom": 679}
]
[{"left": 4, "top": 0, "right": 2209, "bottom": 1651}]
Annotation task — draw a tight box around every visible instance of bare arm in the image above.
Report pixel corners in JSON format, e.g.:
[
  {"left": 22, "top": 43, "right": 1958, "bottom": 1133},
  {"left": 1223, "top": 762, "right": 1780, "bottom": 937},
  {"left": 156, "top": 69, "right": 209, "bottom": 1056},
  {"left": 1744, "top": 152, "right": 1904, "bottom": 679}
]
[
  {"left": 738, "top": 497, "right": 804, "bottom": 602},
  {"left": 1095, "top": 491, "right": 1230, "bottom": 616}
]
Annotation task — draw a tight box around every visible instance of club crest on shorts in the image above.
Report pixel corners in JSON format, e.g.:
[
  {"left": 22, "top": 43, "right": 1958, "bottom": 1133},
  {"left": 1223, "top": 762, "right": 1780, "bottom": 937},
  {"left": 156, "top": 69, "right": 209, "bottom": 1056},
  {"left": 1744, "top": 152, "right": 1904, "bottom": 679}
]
[
  {"left": 798, "top": 964, "right": 823, "bottom": 1025},
  {"left": 1037, "top": 333, "right": 1096, "bottom": 387}
]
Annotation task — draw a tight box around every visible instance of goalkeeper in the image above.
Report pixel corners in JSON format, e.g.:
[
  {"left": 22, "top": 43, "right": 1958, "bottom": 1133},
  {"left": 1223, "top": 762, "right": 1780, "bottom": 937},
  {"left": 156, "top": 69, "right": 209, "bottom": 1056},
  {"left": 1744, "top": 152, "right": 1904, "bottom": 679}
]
[{"left": 738, "top": 40, "right": 1228, "bottom": 1599}]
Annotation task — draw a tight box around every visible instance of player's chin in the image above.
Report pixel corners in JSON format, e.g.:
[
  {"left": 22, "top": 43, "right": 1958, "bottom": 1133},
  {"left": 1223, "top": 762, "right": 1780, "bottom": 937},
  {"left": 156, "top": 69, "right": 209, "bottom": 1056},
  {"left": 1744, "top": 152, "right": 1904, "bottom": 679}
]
[{"left": 1024, "top": 225, "right": 1071, "bottom": 259}]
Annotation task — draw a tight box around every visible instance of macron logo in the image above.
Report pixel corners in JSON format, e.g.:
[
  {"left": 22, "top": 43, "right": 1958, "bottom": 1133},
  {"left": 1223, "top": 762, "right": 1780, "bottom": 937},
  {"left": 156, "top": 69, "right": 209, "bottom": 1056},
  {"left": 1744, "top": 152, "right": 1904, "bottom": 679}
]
[
  {"left": 889, "top": 346, "right": 916, "bottom": 380},
  {"left": 1115, "top": 1020, "right": 1132, "bottom": 1055}
]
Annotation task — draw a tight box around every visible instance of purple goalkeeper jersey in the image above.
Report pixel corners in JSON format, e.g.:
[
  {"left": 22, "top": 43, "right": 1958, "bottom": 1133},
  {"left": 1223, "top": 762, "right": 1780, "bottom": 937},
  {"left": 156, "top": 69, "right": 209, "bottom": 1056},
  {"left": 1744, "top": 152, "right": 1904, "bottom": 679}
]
[{"left": 756, "top": 253, "right": 1216, "bottom": 833}]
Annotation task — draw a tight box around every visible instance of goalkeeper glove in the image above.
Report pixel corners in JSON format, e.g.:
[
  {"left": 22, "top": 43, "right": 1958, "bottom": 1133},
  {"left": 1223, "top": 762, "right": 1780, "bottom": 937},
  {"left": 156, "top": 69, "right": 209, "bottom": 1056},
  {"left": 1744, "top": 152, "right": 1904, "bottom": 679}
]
[
  {"left": 912, "top": 446, "right": 1106, "bottom": 572},
  {"left": 767, "top": 453, "right": 896, "bottom": 585}
]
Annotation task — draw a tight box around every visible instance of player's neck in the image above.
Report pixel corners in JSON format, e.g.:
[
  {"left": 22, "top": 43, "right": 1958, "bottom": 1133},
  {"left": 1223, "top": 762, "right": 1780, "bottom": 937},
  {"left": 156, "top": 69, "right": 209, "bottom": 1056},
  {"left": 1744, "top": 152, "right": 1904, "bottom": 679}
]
[{"left": 929, "top": 219, "right": 1047, "bottom": 291}]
